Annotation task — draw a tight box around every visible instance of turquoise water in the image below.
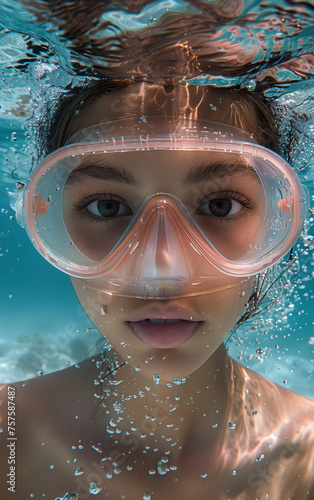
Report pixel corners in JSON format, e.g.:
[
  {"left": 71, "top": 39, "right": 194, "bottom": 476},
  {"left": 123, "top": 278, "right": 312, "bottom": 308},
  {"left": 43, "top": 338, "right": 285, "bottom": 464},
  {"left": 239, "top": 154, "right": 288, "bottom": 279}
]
[{"left": 0, "top": 0, "right": 314, "bottom": 395}]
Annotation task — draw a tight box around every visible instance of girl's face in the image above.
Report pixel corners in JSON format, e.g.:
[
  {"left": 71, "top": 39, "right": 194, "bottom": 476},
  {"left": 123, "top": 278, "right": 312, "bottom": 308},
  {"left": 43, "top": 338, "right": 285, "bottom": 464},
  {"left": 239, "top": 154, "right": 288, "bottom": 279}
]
[{"left": 68, "top": 84, "right": 259, "bottom": 383}]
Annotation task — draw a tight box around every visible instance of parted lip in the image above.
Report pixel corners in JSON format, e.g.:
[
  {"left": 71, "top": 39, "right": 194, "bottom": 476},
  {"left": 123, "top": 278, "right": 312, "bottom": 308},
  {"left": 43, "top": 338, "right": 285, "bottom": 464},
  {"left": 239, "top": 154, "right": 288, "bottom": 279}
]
[{"left": 125, "top": 303, "right": 203, "bottom": 323}]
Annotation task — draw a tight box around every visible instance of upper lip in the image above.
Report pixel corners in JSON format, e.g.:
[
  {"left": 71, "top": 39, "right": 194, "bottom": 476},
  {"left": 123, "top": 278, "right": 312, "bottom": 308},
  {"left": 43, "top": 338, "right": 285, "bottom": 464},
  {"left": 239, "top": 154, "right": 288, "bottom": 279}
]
[{"left": 125, "top": 303, "right": 202, "bottom": 322}]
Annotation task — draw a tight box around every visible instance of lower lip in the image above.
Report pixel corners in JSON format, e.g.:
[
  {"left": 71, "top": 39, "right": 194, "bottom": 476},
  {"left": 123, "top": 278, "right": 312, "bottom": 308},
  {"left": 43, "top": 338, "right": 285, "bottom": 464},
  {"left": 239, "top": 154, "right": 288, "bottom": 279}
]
[{"left": 127, "top": 320, "right": 201, "bottom": 348}]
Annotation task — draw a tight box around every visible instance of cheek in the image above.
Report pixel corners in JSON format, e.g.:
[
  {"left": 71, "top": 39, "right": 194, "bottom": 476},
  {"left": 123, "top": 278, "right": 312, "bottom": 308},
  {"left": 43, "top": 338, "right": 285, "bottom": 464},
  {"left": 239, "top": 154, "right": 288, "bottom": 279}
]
[
  {"left": 71, "top": 277, "right": 137, "bottom": 355},
  {"left": 213, "top": 279, "right": 252, "bottom": 320},
  {"left": 71, "top": 277, "right": 115, "bottom": 331},
  {"left": 193, "top": 278, "right": 252, "bottom": 341}
]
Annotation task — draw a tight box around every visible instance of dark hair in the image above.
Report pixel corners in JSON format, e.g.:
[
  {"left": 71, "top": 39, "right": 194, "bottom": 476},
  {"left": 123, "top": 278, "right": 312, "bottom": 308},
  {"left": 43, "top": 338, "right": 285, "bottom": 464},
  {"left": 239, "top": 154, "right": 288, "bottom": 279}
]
[
  {"left": 37, "top": 78, "right": 279, "bottom": 159},
  {"left": 37, "top": 79, "right": 135, "bottom": 158}
]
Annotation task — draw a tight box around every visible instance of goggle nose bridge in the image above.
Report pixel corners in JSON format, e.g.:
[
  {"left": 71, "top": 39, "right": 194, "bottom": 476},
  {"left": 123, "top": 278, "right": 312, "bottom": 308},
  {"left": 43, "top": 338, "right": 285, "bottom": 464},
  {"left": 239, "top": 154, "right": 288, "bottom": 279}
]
[
  {"left": 135, "top": 197, "right": 193, "bottom": 285},
  {"left": 153, "top": 206, "right": 171, "bottom": 277}
]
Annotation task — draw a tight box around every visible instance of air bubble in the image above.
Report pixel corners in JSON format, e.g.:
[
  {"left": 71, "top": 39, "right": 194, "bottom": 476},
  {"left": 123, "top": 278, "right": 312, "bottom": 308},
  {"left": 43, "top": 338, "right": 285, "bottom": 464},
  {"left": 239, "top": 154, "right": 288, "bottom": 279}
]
[
  {"left": 91, "top": 444, "right": 103, "bottom": 453},
  {"left": 157, "top": 455, "right": 170, "bottom": 475},
  {"left": 153, "top": 374, "right": 160, "bottom": 385},
  {"left": 74, "top": 467, "right": 84, "bottom": 476},
  {"left": 59, "top": 494, "right": 79, "bottom": 500},
  {"left": 145, "top": 355, "right": 154, "bottom": 364},
  {"left": 113, "top": 401, "right": 126, "bottom": 413},
  {"left": 173, "top": 377, "right": 182, "bottom": 385},
  {"left": 109, "top": 418, "right": 118, "bottom": 427},
  {"left": 228, "top": 421, "right": 236, "bottom": 430},
  {"left": 108, "top": 380, "right": 123, "bottom": 386},
  {"left": 89, "top": 482, "right": 103, "bottom": 495},
  {"left": 245, "top": 79, "right": 256, "bottom": 91},
  {"left": 142, "top": 494, "right": 151, "bottom": 500},
  {"left": 100, "top": 307, "right": 107, "bottom": 316},
  {"left": 231, "top": 470, "right": 237, "bottom": 475},
  {"left": 157, "top": 464, "right": 168, "bottom": 475}
]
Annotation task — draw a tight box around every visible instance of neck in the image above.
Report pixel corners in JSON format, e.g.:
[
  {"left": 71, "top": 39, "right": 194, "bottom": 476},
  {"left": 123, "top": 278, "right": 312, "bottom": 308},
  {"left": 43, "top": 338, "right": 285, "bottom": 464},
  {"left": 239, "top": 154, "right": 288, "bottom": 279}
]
[{"left": 92, "top": 345, "right": 234, "bottom": 456}]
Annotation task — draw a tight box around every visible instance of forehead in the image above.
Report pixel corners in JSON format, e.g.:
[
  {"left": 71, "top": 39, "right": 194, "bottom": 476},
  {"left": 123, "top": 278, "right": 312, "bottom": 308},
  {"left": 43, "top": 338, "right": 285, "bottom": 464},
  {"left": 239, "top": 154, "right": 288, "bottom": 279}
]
[{"left": 66, "top": 82, "right": 262, "bottom": 139}]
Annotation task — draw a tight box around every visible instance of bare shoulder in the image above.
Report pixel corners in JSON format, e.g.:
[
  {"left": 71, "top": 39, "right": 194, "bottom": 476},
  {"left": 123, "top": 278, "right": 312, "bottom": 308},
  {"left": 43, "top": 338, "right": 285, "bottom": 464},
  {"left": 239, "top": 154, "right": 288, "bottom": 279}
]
[
  {"left": 232, "top": 358, "right": 314, "bottom": 454},
  {"left": 235, "top": 359, "right": 314, "bottom": 416},
  {"left": 227, "top": 359, "right": 314, "bottom": 498},
  {"left": 0, "top": 358, "right": 99, "bottom": 453},
  {"left": 0, "top": 357, "right": 102, "bottom": 498},
  {"left": 7, "top": 356, "right": 99, "bottom": 423},
  {"left": 0, "top": 357, "right": 100, "bottom": 456}
]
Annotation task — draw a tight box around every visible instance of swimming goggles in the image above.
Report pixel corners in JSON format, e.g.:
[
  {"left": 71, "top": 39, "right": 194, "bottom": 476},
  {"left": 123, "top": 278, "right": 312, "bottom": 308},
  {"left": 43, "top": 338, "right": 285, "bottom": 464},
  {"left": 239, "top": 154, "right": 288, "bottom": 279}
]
[{"left": 11, "top": 117, "right": 308, "bottom": 299}]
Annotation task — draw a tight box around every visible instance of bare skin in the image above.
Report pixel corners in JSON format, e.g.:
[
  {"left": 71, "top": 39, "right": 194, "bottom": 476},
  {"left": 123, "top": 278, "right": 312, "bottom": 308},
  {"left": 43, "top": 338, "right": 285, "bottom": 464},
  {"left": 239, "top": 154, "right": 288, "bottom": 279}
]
[
  {"left": 1, "top": 349, "right": 314, "bottom": 499},
  {"left": 1, "top": 83, "right": 314, "bottom": 499}
]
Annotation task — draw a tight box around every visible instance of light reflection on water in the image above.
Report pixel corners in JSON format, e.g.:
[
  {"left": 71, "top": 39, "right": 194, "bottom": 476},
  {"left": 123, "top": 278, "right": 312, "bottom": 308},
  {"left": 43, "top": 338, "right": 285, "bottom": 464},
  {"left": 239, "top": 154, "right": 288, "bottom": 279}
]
[{"left": 0, "top": 0, "right": 313, "bottom": 392}]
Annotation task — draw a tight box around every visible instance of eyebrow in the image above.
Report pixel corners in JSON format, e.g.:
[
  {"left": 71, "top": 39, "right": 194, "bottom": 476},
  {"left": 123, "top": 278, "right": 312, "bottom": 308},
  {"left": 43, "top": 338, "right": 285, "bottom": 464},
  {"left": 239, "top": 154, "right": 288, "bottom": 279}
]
[
  {"left": 66, "top": 158, "right": 259, "bottom": 188},
  {"left": 182, "top": 160, "right": 260, "bottom": 186},
  {"left": 66, "top": 161, "right": 143, "bottom": 188}
]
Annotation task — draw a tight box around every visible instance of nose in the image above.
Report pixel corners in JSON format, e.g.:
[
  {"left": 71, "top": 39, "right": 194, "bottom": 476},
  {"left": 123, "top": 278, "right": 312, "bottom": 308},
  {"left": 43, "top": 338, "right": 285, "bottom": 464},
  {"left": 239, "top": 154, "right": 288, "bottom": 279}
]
[{"left": 137, "top": 204, "right": 191, "bottom": 286}]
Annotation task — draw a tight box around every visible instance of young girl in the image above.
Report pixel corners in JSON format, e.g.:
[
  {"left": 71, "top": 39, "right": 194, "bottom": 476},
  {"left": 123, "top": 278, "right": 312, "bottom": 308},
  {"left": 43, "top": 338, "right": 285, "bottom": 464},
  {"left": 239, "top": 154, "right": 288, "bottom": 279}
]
[{"left": 2, "top": 80, "right": 314, "bottom": 500}]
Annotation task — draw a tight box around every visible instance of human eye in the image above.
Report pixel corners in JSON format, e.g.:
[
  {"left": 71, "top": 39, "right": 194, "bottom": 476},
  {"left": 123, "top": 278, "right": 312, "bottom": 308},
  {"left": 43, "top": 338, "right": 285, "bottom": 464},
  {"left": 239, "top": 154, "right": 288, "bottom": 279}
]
[
  {"left": 73, "top": 194, "right": 133, "bottom": 221},
  {"left": 196, "top": 190, "right": 255, "bottom": 220}
]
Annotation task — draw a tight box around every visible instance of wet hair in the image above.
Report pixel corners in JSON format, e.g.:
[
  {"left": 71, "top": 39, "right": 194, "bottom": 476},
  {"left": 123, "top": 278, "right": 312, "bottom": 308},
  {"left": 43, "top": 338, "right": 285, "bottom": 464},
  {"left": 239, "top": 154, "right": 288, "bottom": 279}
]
[
  {"left": 37, "top": 78, "right": 279, "bottom": 158},
  {"left": 37, "top": 79, "right": 136, "bottom": 157}
]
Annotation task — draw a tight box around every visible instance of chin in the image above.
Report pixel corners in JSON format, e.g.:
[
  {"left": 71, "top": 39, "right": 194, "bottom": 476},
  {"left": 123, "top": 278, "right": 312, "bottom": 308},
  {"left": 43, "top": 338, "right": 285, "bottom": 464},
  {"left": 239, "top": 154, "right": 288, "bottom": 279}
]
[{"left": 115, "top": 342, "right": 218, "bottom": 386}]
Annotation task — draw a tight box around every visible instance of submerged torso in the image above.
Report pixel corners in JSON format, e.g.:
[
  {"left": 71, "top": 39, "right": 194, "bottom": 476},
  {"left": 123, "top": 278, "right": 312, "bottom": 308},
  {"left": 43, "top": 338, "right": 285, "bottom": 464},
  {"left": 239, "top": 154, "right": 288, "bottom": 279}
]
[{"left": 1, "top": 354, "right": 314, "bottom": 500}]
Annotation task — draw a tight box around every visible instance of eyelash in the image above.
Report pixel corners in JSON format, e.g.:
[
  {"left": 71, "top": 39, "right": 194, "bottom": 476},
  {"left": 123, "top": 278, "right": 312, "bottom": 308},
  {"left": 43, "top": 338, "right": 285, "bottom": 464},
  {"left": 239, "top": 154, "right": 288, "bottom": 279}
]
[
  {"left": 72, "top": 193, "right": 132, "bottom": 223},
  {"left": 73, "top": 192, "right": 117, "bottom": 209},
  {"left": 196, "top": 189, "right": 256, "bottom": 217},
  {"left": 72, "top": 189, "right": 255, "bottom": 223}
]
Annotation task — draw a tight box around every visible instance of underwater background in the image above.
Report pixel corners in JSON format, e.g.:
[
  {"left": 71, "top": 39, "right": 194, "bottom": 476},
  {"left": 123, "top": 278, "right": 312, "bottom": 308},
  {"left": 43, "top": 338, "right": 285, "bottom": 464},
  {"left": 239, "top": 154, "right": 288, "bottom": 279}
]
[{"left": 0, "top": 0, "right": 314, "bottom": 396}]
